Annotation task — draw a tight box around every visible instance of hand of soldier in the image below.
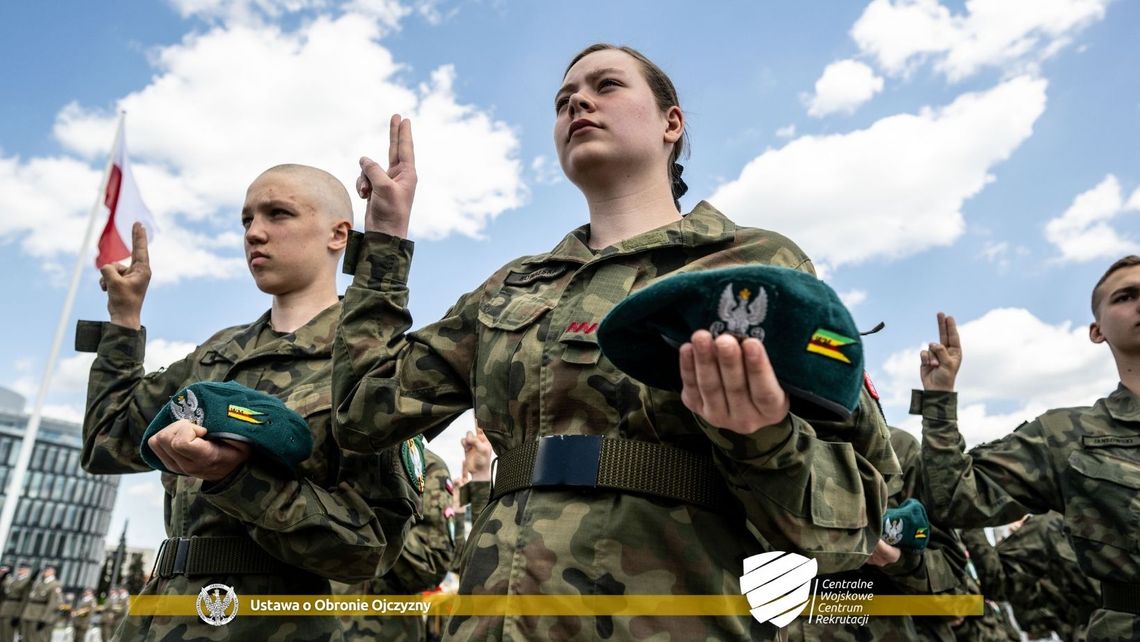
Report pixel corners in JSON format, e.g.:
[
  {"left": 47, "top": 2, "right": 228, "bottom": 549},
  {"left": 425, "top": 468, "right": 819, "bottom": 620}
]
[
  {"left": 146, "top": 419, "right": 253, "bottom": 482},
  {"left": 461, "top": 427, "right": 492, "bottom": 483},
  {"left": 358, "top": 114, "right": 417, "bottom": 238},
  {"left": 866, "top": 539, "right": 902, "bottom": 567},
  {"left": 679, "top": 331, "right": 790, "bottom": 434},
  {"left": 920, "top": 312, "right": 961, "bottom": 392},
  {"left": 100, "top": 222, "right": 151, "bottom": 330}
]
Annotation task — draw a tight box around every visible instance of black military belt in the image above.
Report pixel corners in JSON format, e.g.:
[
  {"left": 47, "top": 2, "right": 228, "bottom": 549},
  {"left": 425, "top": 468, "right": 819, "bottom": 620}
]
[
  {"left": 491, "top": 435, "right": 730, "bottom": 511},
  {"left": 1102, "top": 580, "right": 1140, "bottom": 615},
  {"left": 153, "top": 537, "right": 288, "bottom": 578}
]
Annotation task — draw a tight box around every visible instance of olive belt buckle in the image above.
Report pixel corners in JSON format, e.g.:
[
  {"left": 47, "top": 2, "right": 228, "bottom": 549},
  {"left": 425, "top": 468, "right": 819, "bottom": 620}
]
[{"left": 530, "top": 435, "right": 602, "bottom": 489}]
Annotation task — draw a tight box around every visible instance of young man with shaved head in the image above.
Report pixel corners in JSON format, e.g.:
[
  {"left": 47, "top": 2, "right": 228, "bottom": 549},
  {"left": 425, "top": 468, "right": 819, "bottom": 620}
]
[
  {"left": 77, "top": 164, "right": 418, "bottom": 640},
  {"left": 913, "top": 256, "right": 1140, "bottom": 642}
]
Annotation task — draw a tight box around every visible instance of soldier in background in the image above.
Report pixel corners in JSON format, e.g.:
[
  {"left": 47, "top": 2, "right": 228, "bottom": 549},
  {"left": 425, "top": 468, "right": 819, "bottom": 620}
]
[
  {"left": 99, "top": 588, "right": 127, "bottom": 642},
  {"left": 338, "top": 447, "right": 457, "bottom": 641},
  {"left": 19, "top": 565, "right": 62, "bottom": 642},
  {"left": 955, "top": 531, "right": 1021, "bottom": 642},
  {"left": 72, "top": 588, "right": 96, "bottom": 642},
  {"left": 78, "top": 165, "right": 417, "bottom": 639},
  {"left": 914, "top": 257, "right": 1140, "bottom": 641},
  {"left": 961, "top": 513, "right": 1101, "bottom": 641},
  {"left": 0, "top": 567, "right": 8, "bottom": 617},
  {"left": 0, "top": 563, "right": 32, "bottom": 642},
  {"left": 452, "top": 427, "right": 492, "bottom": 566}
]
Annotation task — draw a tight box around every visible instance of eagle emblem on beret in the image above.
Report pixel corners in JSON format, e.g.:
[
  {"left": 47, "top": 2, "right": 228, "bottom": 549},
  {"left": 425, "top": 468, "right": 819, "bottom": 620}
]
[
  {"left": 171, "top": 389, "right": 205, "bottom": 425},
  {"left": 712, "top": 283, "right": 767, "bottom": 340}
]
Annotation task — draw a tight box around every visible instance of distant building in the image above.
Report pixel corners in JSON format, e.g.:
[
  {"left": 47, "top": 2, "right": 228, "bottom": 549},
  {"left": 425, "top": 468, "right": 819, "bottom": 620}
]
[{"left": 0, "top": 386, "right": 119, "bottom": 593}]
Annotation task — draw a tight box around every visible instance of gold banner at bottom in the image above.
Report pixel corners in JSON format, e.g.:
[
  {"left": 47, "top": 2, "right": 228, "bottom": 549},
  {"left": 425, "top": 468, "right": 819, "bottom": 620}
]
[{"left": 128, "top": 594, "right": 984, "bottom": 618}]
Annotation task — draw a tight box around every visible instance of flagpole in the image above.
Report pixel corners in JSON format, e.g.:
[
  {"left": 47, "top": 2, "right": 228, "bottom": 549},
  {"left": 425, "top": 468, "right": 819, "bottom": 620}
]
[{"left": 0, "top": 112, "right": 126, "bottom": 559}]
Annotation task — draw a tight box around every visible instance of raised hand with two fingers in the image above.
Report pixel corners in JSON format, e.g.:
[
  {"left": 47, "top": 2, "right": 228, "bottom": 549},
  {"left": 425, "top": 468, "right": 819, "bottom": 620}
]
[{"left": 357, "top": 114, "right": 417, "bottom": 238}]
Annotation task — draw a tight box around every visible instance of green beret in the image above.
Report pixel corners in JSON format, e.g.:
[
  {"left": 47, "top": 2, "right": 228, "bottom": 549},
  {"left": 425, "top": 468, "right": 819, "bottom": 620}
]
[
  {"left": 597, "top": 265, "right": 864, "bottom": 419},
  {"left": 141, "top": 381, "right": 314, "bottom": 474},
  {"left": 882, "top": 498, "right": 931, "bottom": 550}
]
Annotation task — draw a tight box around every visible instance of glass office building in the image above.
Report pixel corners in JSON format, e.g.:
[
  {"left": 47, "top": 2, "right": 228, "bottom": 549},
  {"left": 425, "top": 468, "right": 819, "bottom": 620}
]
[{"left": 0, "top": 386, "right": 119, "bottom": 593}]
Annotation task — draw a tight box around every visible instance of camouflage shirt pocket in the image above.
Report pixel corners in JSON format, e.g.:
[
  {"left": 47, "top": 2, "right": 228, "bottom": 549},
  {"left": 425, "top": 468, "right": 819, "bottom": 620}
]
[
  {"left": 1065, "top": 444, "right": 1140, "bottom": 553},
  {"left": 808, "top": 440, "right": 869, "bottom": 530},
  {"left": 477, "top": 291, "right": 555, "bottom": 331}
]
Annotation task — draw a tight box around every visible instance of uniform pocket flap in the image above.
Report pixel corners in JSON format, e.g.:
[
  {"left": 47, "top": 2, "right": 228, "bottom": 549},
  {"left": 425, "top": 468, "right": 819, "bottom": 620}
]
[
  {"left": 559, "top": 325, "right": 602, "bottom": 365},
  {"left": 478, "top": 295, "right": 554, "bottom": 331},
  {"left": 1068, "top": 451, "right": 1140, "bottom": 490}
]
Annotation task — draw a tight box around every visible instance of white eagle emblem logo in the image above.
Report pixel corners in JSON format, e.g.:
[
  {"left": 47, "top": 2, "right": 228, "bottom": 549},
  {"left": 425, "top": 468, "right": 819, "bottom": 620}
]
[
  {"left": 196, "top": 583, "right": 238, "bottom": 626},
  {"left": 171, "top": 389, "right": 205, "bottom": 425},
  {"left": 711, "top": 283, "right": 768, "bottom": 340},
  {"left": 883, "top": 517, "right": 904, "bottom": 545}
]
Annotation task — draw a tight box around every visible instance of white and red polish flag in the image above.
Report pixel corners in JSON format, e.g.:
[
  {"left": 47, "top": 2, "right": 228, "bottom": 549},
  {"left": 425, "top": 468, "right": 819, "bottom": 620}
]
[{"left": 95, "top": 126, "right": 157, "bottom": 268}]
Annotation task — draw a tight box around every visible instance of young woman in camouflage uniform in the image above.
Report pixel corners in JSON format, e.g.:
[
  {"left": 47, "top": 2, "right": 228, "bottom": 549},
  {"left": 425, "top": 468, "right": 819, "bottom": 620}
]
[{"left": 335, "top": 44, "right": 893, "bottom": 641}]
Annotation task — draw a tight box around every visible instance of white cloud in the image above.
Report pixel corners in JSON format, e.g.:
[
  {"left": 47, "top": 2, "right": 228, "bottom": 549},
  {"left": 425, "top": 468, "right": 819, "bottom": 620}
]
[
  {"left": 1045, "top": 174, "right": 1140, "bottom": 263},
  {"left": 852, "top": 0, "right": 1109, "bottom": 82},
  {"left": 710, "top": 76, "right": 1046, "bottom": 270},
  {"left": 807, "top": 59, "right": 884, "bottom": 117},
  {"left": 840, "top": 289, "right": 867, "bottom": 308},
  {"left": 880, "top": 307, "right": 1116, "bottom": 444},
  {"left": 2, "top": 9, "right": 524, "bottom": 283},
  {"left": 775, "top": 124, "right": 797, "bottom": 139}
]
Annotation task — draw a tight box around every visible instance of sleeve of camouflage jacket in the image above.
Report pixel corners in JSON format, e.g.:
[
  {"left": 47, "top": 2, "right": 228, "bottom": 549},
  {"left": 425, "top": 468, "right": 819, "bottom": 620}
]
[
  {"left": 374, "top": 452, "right": 455, "bottom": 593},
  {"left": 79, "top": 321, "right": 200, "bottom": 474},
  {"left": 334, "top": 232, "right": 476, "bottom": 451},
  {"left": 912, "top": 390, "right": 1061, "bottom": 527}
]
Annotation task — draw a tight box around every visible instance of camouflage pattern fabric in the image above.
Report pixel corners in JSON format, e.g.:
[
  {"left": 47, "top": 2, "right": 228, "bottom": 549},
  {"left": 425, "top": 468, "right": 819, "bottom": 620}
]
[
  {"left": 336, "top": 449, "right": 456, "bottom": 641},
  {"left": 18, "top": 574, "right": 60, "bottom": 642},
  {"left": 787, "top": 427, "right": 964, "bottom": 642},
  {"left": 334, "top": 202, "right": 893, "bottom": 641},
  {"left": 914, "top": 387, "right": 1140, "bottom": 642},
  {"left": 0, "top": 571, "right": 32, "bottom": 642},
  {"left": 962, "top": 513, "right": 1102, "bottom": 642},
  {"left": 81, "top": 302, "right": 418, "bottom": 640},
  {"left": 453, "top": 480, "right": 491, "bottom": 572}
]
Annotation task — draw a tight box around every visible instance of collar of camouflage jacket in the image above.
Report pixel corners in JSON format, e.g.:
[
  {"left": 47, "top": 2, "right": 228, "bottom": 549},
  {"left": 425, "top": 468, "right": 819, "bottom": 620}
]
[
  {"left": 206, "top": 300, "right": 341, "bottom": 365},
  {"left": 524, "top": 200, "right": 737, "bottom": 266},
  {"left": 1103, "top": 383, "right": 1140, "bottom": 425}
]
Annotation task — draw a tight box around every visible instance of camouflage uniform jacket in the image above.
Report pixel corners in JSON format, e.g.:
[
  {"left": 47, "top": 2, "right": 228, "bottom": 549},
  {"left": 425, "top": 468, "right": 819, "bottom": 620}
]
[
  {"left": 335, "top": 202, "right": 892, "bottom": 641},
  {"left": 339, "top": 449, "right": 456, "bottom": 641},
  {"left": 914, "top": 386, "right": 1140, "bottom": 642},
  {"left": 80, "top": 302, "right": 417, "bottom": 640}
]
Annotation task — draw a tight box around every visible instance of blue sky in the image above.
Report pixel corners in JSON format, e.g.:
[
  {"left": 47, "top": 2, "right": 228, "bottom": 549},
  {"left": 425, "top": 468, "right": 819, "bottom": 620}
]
[{"left": 1, "top": 0, "right": 1137, "bottom": 549}]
